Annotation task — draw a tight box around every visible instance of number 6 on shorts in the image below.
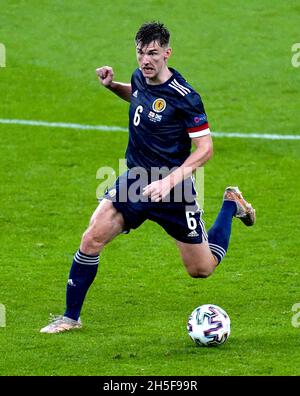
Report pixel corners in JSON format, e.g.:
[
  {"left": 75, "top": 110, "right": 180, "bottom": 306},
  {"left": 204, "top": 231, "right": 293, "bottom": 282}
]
[{"left": 185, "top": 211, "right": 197, "bottom": 230}]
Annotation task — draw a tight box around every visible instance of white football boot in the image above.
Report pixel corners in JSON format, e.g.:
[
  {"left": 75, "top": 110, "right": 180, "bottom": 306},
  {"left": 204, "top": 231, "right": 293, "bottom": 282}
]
[
  {"left": 40, "top": 315, "right": 82, "bottom": 334},
  {"left": 223, "top": 186, "right": 256, "bottom": 226}
]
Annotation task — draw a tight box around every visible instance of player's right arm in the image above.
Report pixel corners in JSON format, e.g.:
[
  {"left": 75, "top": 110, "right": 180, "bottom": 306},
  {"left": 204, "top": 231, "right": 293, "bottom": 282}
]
[{"left": 96, "top": 66, "right": 132, "bottom": 102}]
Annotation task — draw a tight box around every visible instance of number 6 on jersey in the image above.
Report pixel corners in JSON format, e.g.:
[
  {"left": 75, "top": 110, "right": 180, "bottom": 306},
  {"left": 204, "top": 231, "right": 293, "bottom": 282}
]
[{"left": 133, "top": 105, "right": 143, "bottom": 126}]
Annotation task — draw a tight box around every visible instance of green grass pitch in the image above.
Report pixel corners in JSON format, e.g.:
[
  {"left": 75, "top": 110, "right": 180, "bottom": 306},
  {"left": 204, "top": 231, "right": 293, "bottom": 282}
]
[{"left": 0, "top": 0, "right": 300, "bottom": 376}]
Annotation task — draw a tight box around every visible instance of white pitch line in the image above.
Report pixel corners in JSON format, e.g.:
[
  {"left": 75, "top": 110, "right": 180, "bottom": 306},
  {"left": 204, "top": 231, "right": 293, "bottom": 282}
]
[
  {"left": 211, "top": 131, "right": 300, "bottom": 140},
  {"left": 0, "top": 118, "right": 300, "bottom": 140},
  {"left": 0, "top": 118, "right": 128, "bottom": 132}
]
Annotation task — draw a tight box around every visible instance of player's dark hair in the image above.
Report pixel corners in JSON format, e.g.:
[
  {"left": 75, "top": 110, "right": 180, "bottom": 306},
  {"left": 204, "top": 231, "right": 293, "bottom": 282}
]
[{"left": 135, "top": 22, "right": 170, "bottom": 47}]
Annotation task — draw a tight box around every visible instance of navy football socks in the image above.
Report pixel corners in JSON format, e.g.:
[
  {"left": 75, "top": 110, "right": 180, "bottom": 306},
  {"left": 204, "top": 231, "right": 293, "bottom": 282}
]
[
  {"left": 64, "top": 250, "right": 99, "bottom": 321},
  {"left": 208, "top": 200, "right": 237, "bottom": 264}
]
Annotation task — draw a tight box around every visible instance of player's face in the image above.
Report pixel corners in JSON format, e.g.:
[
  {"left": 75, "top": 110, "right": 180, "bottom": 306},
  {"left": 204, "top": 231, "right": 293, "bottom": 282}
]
[{"left": 136, "top": 40, "right": 171, "bottom": 82}]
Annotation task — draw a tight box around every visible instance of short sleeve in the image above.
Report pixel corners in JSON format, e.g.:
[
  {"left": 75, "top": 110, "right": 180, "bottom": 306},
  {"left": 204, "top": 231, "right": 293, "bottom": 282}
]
[
  {"left": 179, "top": 91, "right": 210, "bottom": 138},
  {"left": 131, "top": 71, "right": 137, "bottom": 92}
]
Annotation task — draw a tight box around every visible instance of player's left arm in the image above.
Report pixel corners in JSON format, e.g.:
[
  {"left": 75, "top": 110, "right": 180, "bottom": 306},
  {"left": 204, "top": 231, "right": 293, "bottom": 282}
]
[
  {"left": 170, "top": 134, "right": 213, "bottom": 185},
  {"left": 143, "top": 135, "right": 213, "bottom": 202},
  {"left": 143, "top": 88, "right": 213, "bottom": 202}
]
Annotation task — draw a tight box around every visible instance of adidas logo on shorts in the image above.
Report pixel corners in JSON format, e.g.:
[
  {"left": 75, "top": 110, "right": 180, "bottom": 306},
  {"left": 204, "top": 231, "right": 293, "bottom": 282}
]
[{"left": 187, "top": 230, "right": 199, "bottom": 237}]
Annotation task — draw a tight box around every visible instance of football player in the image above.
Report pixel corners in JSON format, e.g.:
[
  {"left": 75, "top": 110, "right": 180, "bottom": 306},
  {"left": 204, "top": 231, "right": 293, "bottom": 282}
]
[{"left": 40, "top": 22, "right": 255, "bottom": 333}]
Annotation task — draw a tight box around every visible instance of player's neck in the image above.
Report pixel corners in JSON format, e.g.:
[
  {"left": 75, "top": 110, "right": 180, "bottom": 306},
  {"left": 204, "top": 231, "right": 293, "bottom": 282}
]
[{"left": 146, "top": 67, "right": 173, "bottom": 86}]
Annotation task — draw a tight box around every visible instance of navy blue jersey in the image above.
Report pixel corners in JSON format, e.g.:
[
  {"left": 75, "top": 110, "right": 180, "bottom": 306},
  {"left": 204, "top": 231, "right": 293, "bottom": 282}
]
[{"left": 126, "top": 67, "right": 210, "bottom": 171}]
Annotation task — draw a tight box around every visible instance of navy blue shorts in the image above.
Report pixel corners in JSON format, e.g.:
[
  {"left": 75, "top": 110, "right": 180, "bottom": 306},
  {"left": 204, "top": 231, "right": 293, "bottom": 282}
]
[{"left": 102, "top": 171, "right": 208, "bottom": 244}]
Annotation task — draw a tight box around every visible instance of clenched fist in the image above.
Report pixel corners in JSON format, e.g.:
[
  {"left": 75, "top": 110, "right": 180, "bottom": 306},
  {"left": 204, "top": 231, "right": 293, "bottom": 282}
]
[{"left": 96, "top": 66, "right": 114, "bottom": 87}]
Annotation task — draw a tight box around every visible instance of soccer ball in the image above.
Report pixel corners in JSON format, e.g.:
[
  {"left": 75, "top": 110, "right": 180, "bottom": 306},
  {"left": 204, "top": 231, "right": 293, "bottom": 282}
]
[{"left": 187, "top": 304, "right": 230, "bottom": 347}]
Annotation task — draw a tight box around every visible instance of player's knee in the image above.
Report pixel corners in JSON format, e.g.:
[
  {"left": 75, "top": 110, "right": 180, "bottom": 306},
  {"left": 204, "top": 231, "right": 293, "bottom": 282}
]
[
  {"left": 189, "top": 270, "right": 211, "bottom": 279},
  {"left": 81, "top": 227, "right": 105, "bottom": 252},
  {"left": 187, "top": 265, "right": 215, "bottom": 279}
]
